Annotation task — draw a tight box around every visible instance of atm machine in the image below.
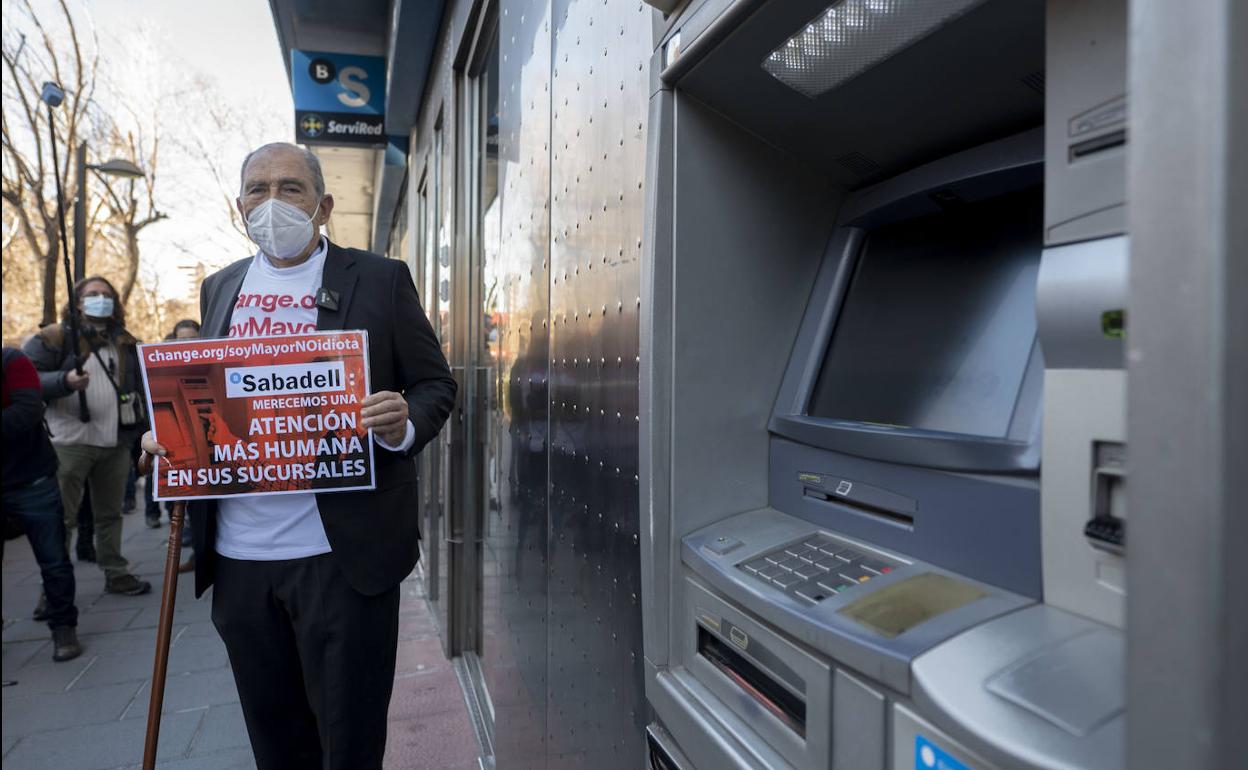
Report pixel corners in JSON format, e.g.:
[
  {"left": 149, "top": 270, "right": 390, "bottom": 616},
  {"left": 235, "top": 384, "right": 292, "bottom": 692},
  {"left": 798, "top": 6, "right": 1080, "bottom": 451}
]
[{"left": 640, "top": 1, "right": 1128, "bottom": 768}]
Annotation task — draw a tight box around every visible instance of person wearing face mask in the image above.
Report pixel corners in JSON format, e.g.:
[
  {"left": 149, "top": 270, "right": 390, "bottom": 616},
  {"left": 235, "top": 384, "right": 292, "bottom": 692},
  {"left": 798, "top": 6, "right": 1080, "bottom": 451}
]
[
  {"left": 140, "top": 142, "right": 455, "bottom": 770},
  {"left": 24, "top": 276, "right": 153, "bottom": 597}
]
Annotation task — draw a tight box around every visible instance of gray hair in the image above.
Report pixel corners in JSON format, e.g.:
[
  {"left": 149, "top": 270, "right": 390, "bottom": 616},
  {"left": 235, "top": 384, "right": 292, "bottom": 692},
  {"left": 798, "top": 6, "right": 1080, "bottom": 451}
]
[{"left": 238, "top": 142, "right": 325, "bottom": 199}]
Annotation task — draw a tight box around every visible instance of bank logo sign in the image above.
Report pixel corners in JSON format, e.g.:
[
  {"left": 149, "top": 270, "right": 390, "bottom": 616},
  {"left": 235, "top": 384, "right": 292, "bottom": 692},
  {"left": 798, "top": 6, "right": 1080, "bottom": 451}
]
[
  {"left": 291, "top": 50, "right": 386, "bottom": 147},
  {"left": 224, "top": 362, "right": 346, "bottom": 398}
]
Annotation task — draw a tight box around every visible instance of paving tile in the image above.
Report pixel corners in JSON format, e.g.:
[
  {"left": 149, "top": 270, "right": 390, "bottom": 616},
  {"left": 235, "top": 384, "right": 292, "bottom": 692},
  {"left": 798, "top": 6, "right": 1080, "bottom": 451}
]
[
  {"left": 144, "top": 747, "right": 258, "bottom": 769},
  {"left": 395, "top": 636, "right": 454, "bottom": 675},
  {"left": 387, "top": 669, "right": 467, "bottom": 721},
  {"left": 3, "top": 618, "right": 58, "bottom": 643},
  {"left": 122, "top": 667, "right": 241, "bottom": 720},
  {"left": 1, "top": 581, "right": 43, "bottom": 617},
  {"left": 125, "top": 600, "right": 213, "bottom": 631},
  {"left": 0, "top": 654, "right": 95, "bottom": 694},
  {"left": 1, "top": 681, "right": 144, "bottom": 734},
  {"left": 2, "top": 708, "right": 202, "bottom": 770},
  {"left": 383, "top": 711, "right": 481, "bottom": 769},
  {"left": 397, "top": 614, "right": 441, "bottom": 640},
  {"left": 68, "top": 625, "right": 185, "bottom": 655},
  {"left": 187, "top": 702, "right": 250, "bottom": 756},
  {"left": 165, "top": 635, "right": 231, "bottom": 676},
  {"left": 70, "top": 643, "right": 231, "bottom": 692},
  {"left": 3, "top": 638, "right": 51, "bottom": 671},
  {"left": 4, "top": 493, "right": 480, "bottom": 770}
]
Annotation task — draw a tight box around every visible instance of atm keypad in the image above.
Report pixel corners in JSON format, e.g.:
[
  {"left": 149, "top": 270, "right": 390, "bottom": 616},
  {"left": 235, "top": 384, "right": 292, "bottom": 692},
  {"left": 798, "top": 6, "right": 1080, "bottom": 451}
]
[
  {"left": 795, "top": 580, "right": 836, "bottom": 603},
  {"left": 859, "top": 557, "right": 893, "bottom": 575},
  {"left": 834, "top": 548, "right": 864, "bottom": 564},
  {"left": 738, "top": 534, "right": 900, "bottom": 603},
  {"left": 742, "top": 558, "right": 771, "bottom": 574},
  {"left": 793, "top": 564, "right": 822, "bottom": 580},
  {"left": 758, "top": 565, "right": 785, "bottom": 581},
  {"left": 772, "top": 572, "right": 802, "bottom": 590},
  {"left": 835, "top": 564, "right": 876, "bottom": 583},
  {"left": 817, "top": 578, "right": 860, "bottom": 597}
]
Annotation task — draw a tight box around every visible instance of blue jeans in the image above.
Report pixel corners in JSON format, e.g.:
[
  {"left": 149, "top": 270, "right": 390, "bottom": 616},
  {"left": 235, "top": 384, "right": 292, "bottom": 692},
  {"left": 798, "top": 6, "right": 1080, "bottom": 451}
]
[{"left": 3, "top": 476, "right": 78, "bottom": 629}]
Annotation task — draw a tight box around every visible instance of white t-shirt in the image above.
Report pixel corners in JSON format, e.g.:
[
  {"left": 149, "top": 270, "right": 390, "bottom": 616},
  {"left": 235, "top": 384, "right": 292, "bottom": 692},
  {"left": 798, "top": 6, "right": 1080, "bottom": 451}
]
[{"left": 215, "top": 240, "right": 332, "bottom": 560}]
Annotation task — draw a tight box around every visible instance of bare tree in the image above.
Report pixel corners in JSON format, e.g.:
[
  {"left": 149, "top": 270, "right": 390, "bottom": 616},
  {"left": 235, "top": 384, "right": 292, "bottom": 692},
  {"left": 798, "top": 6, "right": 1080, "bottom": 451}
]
[
  {"left": 0, "top": 0, "right": 100, "bottom": 325},
  {"left": 2, "top": 0, "right": 168, "bottom": 326},
  {"left": 95, "top": 119, "right": 167, "bottom": 304}
]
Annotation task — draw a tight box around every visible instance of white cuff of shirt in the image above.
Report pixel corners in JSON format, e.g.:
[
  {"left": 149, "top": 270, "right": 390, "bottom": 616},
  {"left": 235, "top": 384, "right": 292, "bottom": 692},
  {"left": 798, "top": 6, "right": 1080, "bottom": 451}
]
[{"left": 373, "top": 419, "right": 416, "bottom": 453}]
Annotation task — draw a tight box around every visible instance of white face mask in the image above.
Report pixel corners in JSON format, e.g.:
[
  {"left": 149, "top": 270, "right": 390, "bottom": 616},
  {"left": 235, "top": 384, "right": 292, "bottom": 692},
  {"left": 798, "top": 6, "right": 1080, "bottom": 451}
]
[
  {"left": 244, "top": 197, "right": 321, "bottom": 260},
  {"left": 82, "top": 295, "right": 114, "bottom": 318}
]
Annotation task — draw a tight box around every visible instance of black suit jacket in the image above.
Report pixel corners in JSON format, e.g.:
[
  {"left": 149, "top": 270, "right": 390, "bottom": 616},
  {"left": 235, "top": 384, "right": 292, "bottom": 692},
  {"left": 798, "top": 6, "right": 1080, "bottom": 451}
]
[{"left": 189, "top": 240, "right": 456, "bottom": 597}]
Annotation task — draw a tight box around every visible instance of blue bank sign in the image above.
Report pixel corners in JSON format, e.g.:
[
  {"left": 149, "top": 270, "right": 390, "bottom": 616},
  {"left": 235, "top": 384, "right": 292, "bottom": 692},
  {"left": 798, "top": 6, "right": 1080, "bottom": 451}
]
[{"left": 291, "top": 50, "right": 386, "bottom": 147}]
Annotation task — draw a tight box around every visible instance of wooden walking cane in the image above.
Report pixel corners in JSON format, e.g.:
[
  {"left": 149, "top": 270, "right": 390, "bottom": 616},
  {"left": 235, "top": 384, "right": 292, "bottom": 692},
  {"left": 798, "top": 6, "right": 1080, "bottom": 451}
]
[{"left": 137, "top": 452, "right": 185, "bottom": 770}]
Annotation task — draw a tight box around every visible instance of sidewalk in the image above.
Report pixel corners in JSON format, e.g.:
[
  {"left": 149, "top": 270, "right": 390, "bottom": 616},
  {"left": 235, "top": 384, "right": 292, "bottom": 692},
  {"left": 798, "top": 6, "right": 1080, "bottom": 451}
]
[{"left": 2, "top": 490, "right": 482, "bottom": 770}]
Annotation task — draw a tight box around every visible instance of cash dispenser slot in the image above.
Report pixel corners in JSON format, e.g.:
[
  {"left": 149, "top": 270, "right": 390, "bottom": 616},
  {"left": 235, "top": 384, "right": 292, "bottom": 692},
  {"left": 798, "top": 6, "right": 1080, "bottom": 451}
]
[
  {"left": 1085, "top": 441, "right": 1126, "bottom": 554},
  {"left": 696, "top": 624, "right": 806, "bottom": 737}
]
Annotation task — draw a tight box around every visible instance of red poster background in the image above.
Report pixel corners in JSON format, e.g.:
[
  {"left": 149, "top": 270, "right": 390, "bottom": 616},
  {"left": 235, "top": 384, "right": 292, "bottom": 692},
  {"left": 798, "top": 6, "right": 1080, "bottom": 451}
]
[{"left": 138, "top": 331, "right": 375, "bottom": 500}]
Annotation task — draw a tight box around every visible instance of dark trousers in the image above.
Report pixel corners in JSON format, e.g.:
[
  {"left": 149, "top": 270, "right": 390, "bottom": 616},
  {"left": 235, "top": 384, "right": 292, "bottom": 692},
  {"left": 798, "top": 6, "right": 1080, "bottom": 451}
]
[
  {"left": 142, "top": 470, "right": 162, "bottom": 522},
  {"left": 77, "top": 486, "right": 93, "bottom": 545},
  {"left": 211, "top": 552, "right": 400, "bottom": 770},
  {"left": 3, "top": 476, "right": 78, "bottom": 629}
]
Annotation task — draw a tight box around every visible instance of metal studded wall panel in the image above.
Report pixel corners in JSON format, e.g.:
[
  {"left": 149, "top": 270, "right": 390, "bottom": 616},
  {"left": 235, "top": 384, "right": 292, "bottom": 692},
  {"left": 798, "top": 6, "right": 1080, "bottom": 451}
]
[
  {"left": 485, "top": 1, "right": 554, "bottom": 765},
  {"left": 546, "top": 1, "right": 652, "bottom": 767}
]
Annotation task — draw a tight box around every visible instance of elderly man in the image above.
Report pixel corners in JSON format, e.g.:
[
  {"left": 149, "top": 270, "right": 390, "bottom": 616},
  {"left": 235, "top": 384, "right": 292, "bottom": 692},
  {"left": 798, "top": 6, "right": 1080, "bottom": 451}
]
[{"left": 142, "top": 142, "right": 455, "bottom": 769}]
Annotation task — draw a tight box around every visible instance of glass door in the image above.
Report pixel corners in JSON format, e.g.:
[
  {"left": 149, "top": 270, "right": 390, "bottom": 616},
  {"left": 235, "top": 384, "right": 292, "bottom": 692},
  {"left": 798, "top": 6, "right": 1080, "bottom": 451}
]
[
  {"left": 426, "top": 116, "right": 456, "bottom": 655},
  {"left": 458, "top": 11, "right": 502, "bottom": 750}
]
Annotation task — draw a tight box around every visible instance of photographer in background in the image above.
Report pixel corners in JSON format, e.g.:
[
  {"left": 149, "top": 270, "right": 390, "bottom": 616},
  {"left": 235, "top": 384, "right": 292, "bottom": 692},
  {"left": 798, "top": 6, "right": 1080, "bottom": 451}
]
[{"left": 24, "top": 276, "right": 152, "bottom": 597}]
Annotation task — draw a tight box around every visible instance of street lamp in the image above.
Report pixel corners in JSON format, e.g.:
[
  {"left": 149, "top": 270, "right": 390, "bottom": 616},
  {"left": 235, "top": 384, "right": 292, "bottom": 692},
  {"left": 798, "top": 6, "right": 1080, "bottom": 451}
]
[
  {"left": 39, "top": 81, "right": 89, "bottom": 422},
  {"left": 72, "top": 143, "right": 149, "bottom": 281}
]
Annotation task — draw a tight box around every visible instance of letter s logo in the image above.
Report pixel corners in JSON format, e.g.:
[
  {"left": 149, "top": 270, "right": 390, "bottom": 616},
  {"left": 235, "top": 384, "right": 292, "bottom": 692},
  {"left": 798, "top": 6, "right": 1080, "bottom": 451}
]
[{"left": 337, "top": 66, "right": 370, "bottom": 108}]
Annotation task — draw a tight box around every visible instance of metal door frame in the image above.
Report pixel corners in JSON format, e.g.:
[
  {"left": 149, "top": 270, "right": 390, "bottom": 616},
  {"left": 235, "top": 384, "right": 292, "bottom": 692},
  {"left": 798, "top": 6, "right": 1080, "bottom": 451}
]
[
  {"left": 1126, "top": 1, "right": 1248, "bottom": 767},
  {"left": 451, "top": 0, "right": 501, "bottom": 752}
]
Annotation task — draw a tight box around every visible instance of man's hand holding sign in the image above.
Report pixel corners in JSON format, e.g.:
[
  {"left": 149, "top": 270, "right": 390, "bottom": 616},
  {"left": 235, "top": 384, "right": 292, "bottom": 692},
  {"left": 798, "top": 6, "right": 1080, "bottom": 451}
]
[
  {"left": 359, "top": 390, "right": 410, "bottom": 447},
  {"left": 134, "top": 142, "right": 455, "bottom": 770}
]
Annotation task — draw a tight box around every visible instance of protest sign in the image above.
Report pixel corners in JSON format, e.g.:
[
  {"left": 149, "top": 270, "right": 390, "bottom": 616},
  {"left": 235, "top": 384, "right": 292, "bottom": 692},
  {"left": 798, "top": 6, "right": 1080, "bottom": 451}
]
[{"left": 138, "top": 331, "right": 375, "bottom": 500}]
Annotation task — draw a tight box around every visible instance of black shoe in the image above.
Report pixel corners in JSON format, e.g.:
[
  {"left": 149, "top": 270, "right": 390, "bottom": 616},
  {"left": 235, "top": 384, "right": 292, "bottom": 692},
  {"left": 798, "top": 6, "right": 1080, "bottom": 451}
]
[
  {"left": 52, "top": 626, "right": 82, "bottom": 662},
  {"left": 104, "top": 574, "right": 152, "bottom": 596},
  {"left": 146, "top": 516, "right": 161, "bottom": 529},
  {"left": 123, "top": 499, "right": 137, "bottom": 514},
  {"left": 32, "top": 593, "right": 49, "bottom": 621}
]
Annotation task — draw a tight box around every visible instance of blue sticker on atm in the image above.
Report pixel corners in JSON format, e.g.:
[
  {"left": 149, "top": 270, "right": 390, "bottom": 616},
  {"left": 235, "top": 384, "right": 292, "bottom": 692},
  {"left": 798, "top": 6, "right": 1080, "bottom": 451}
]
[{"left": 916, "top": 734, "right": 971, "bottom": 770}]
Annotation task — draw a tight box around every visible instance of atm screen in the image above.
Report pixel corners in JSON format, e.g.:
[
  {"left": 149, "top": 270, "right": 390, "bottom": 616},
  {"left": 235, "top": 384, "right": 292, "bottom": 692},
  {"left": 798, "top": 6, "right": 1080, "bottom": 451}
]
[{"left": 808, "top": 187, "right": 1042, "bottom": 438}]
